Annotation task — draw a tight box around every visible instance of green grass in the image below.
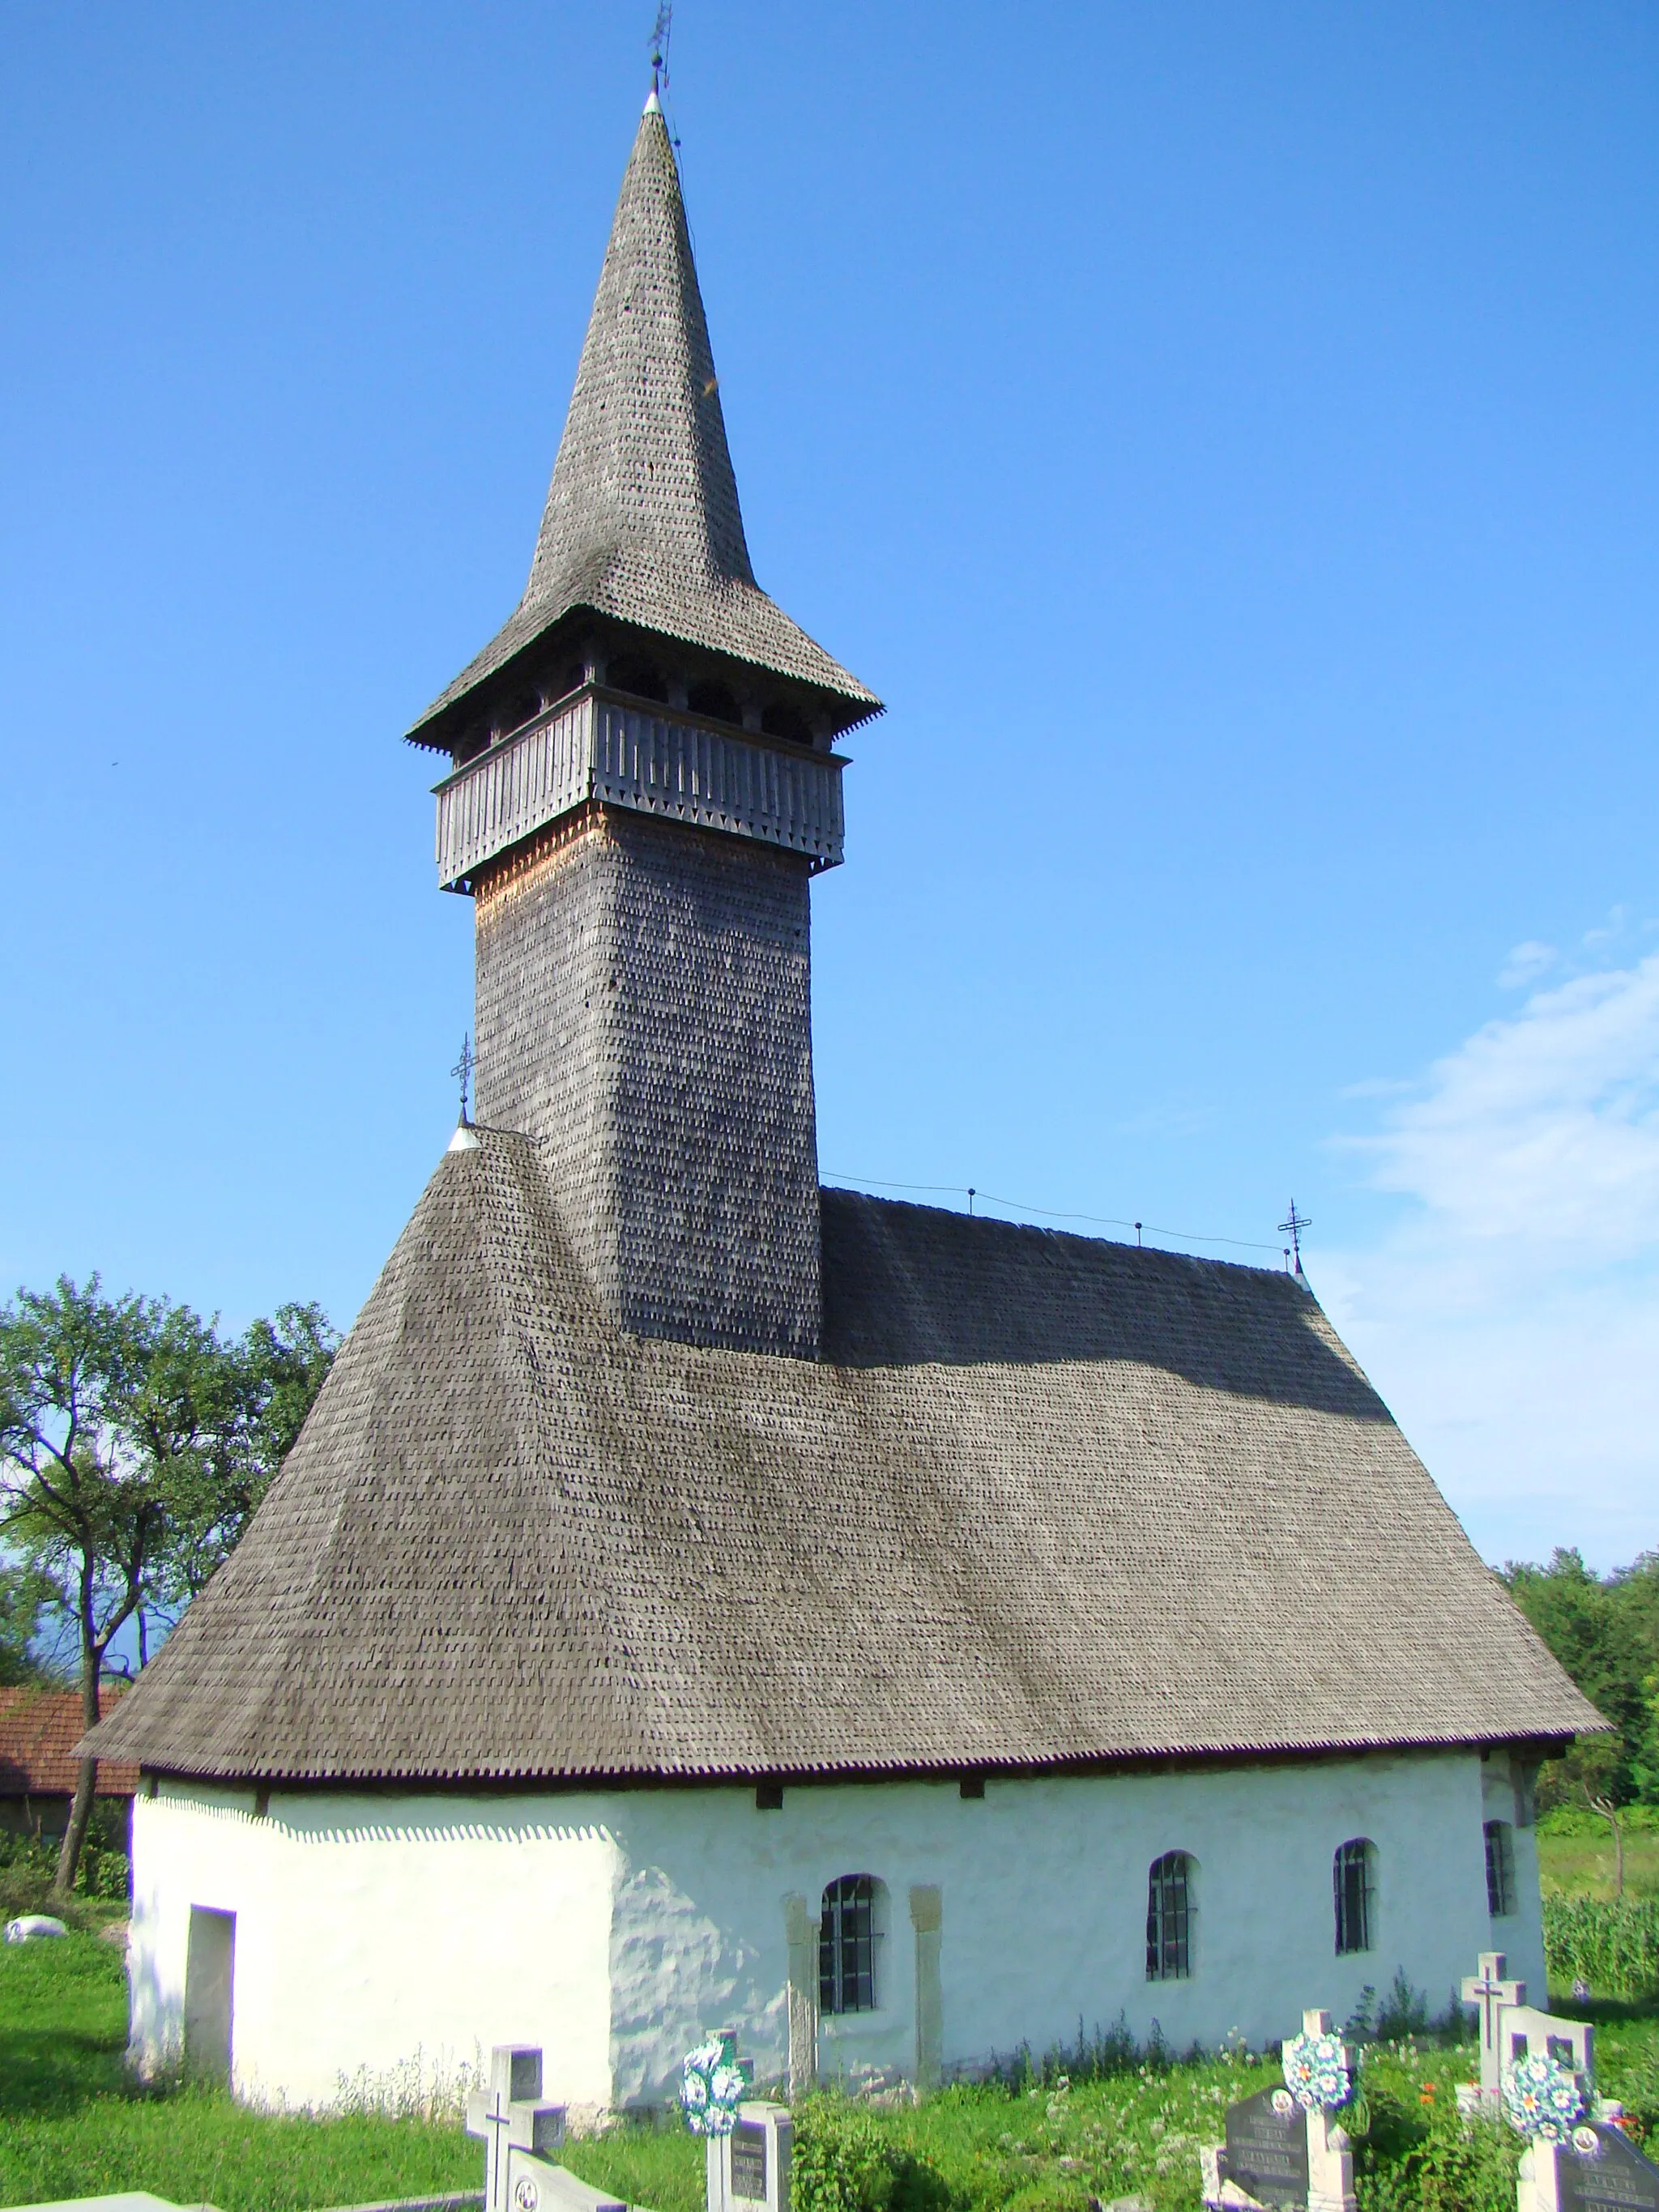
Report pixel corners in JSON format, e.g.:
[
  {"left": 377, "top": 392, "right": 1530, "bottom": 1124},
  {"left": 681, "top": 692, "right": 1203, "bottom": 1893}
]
[
  {"left": 561, "top": 2125, "right": 703, "bottom": 2212},
  {"left": 3, "top": 1934, "right": 1658, "bottom": 2212},
  {"left": 1537, "top": 1827, "right": 1659, "bottom": 1903},
  {"left": 0, "top": 1932, "right": 479, "bottom": 2210}
]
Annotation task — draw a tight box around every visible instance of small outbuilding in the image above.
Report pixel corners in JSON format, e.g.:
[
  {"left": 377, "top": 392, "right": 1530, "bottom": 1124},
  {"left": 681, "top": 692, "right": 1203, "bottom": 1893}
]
[{"left": 1, "top": 1688, "right": 137, "bottom": 1842}]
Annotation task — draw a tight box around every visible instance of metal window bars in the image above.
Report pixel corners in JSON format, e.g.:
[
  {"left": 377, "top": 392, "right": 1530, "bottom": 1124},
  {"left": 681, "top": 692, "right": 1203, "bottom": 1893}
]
[
  {"left": 1145, "top": 1850, "right": 1192, "bottom": 1981},
  {"left": 1334, "top": 1838, "right": 1375, "bottom": 1954},
  {"left": 819, "top": 1873, "right": 879, "bottom": 2014},
  {"left": 1484, "top": 1820, "right": 1516, "bottom": 1918}
]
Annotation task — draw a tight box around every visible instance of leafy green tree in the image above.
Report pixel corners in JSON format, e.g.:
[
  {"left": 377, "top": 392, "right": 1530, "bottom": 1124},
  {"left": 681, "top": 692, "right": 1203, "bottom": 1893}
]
[
  {"left": 0, "top": 1276, "right": 336, "bottom": 1895},
  {"left": 1503, "top": 1548, "right": 1659, "bottom": 1808},
  {"left": 0, "top": 1562, "right": 57, "bottom": 1686}
]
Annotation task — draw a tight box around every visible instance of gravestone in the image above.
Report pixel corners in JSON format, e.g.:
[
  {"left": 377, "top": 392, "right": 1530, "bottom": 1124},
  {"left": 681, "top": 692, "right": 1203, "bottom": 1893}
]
[
  {"left": 713, "top": 2103, "right": 792, "bottom": 2212},
  {"left": 1521, "top": 2125, "right": 1659, "bottom": 2212},
  {"left": 1207, "top": 2085, "right": 1311, "bottom": 2208},
  {"left": 1463, "top": 1951, "right": 1528, "bottom": 2109},
  {"left": 1200, "top": 2011, "right": 1355, "bottom": 2212},
  {"left": 1504, "top": 2006, "right": 1594, "bottom": 2082},
  {"left": 464, "top": 2042, "right": 616, "bottom": 2212}
]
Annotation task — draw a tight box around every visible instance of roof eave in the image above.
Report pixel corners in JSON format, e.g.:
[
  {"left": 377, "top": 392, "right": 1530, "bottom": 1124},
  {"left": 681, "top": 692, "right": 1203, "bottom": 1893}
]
[
  {"left": 405, "top": 601, "right": 882, "bottom": 755},
  {"left": 113, "top": 1724, "right": 1592, "bottom": 1792}
]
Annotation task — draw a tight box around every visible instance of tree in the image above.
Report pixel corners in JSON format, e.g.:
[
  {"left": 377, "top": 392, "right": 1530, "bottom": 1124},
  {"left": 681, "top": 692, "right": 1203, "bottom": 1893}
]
[
  {"left": 0, "top": 1276, "right": 336, "bottom": 1894},
  {"left": 1503, "top": 1548, "right": 1659, "bottom": 1808},
  {"left": 0, "top": 1562, "right": 57, "bottom": 1686},
  {"left": 146, "top": 1302, "right": 337, "bottom": 1643}
]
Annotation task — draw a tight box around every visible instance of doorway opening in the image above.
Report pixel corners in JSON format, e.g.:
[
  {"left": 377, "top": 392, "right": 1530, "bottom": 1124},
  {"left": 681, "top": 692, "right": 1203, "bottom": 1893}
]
[{"left": 184, "top": 1905, "right": 236, "bottom": 2082}]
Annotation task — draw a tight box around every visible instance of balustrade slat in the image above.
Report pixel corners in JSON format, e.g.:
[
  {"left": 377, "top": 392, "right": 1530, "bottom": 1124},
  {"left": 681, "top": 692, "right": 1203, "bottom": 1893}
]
[{"left": 434, "top": 693, "right": 843, "bottom": 887}]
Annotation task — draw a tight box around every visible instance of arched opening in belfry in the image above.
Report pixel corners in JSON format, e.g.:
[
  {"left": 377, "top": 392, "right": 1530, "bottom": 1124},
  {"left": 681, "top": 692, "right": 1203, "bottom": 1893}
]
[
  {"left": 761, "top": 699, "right": 812, "bottom": 746},
  {"left": 688, "top": 680, "right": 742, "bottom": 725},
  {"left": 495, "top": 690, "right": 543, "bottom": 738},
  {"left": 607, "top": 654, "right": 669, "bottom": 703}
]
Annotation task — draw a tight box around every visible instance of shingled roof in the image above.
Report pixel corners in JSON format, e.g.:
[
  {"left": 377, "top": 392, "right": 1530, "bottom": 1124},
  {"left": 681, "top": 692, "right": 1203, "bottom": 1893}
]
[
  {"left": 407, "top": 97, "right": 880, "bottom": 752},
  {"left": 84, "top": 1132, "right": 1597, "bottom": 1784},
  {"left": 2, "top": 1687, "right": 138, "bottom": 1799}
]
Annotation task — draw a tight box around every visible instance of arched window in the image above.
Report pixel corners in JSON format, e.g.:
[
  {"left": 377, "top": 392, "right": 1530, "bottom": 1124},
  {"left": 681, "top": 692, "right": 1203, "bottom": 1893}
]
[
  {"left": 761, "top": 699, "right": 812, "bottom": 746},
  {"left": 1145, "top": 1851, "right": 1194, "bottom": 1980},
  {"left": 1485, "top": 1821, "right": 1516, "bottom": 1917},
  {"left": 819, "top": 1874, "right": 882, "bottom": 2014},
  {"left": 1334, "top": 1839, "right": 1376, "bottom": 1955},
  {"left": 495, "top": 689, "right": 543, "bottom": 739},
  {"left": 688, "top": 680, "right": 742, "bottom": 725},
  {"left": 606, "top": 654, "right": 668, "bottom": 703}
]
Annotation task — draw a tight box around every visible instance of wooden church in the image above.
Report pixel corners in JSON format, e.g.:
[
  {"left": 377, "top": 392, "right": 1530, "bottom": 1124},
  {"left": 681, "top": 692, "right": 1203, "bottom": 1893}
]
[{"left": 89, "top": 87, "right": 1596, "bottom": 2116}]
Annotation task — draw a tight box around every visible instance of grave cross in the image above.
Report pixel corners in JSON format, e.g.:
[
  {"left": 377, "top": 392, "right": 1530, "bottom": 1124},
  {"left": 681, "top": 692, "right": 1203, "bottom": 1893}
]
[
  {"left": 464, "top": 2045, "right": 567, "bottom": 2212},
  {"left": 1461, "top": 1951, "right": 1526, "bottom": 2104}
]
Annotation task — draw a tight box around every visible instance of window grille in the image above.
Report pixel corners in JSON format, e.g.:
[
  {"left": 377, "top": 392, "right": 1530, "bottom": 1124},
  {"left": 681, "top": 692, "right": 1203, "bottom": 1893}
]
[
  {"left": 1145, "top": 1851, "right": 1193, "bottom": 1980},
  {"left": 1485, "top": 1821, "right": 1516, "bottom": 1917},
  {"left": 1334, "top": 1839, "right": 1375, "bottom": 1954},
  {"left": 820, "top": 1875, "right": 879, "bottom": 2014}
]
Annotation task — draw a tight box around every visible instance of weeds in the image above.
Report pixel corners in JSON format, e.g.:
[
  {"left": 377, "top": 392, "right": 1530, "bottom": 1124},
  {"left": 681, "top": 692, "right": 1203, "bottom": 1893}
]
[{"left": 1545, "top": 1895, "right": 1659, "bottom": 2000}]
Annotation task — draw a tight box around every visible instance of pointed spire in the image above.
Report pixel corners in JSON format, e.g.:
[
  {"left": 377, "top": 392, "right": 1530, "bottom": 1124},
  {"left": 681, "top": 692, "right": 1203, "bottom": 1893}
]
[
  {"left": 528, "top": 100, "right": 754, "bottom": 600},
  {"left": 407, "top": 104, "right": 879, "bottom": 749}
]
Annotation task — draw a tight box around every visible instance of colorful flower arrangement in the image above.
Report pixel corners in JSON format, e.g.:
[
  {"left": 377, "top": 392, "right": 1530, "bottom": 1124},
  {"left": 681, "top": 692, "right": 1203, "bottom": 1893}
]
[
  {"left": 1501, "top": 2051, "right": 1588, "bottom": 2143},
  {"left": 1282, "top": 2030, "right": 1351, "bottom": 2112},
  {"left": 680, "top": 2034, "right": 748, "bottom": 2137}
]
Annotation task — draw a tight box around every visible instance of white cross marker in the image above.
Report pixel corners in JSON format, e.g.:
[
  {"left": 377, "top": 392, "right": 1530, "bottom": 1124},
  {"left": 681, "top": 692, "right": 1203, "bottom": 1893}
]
[
  {"left": 1461, "top": 1951, "right": 1525, "bottom": 2104},
  {"left": 465, "top": 2045, "right": 567, "bottom": 2212}
]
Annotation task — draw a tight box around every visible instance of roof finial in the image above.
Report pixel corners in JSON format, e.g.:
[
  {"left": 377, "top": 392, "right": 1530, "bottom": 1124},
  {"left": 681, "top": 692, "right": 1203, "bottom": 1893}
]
[
  {"left": 1277, "top": 1199, "right": 1311, "bottom": 1276},
  {"left": 646, "top": 2, "right": 672, "bottom": 112},
  {"left": 446, "top": 1033, "right": 481, "bottom": 1153}
]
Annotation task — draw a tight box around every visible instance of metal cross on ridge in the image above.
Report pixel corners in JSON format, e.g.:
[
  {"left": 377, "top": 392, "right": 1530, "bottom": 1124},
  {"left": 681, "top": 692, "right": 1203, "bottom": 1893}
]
[
  {"left": 452, "top": 1034, "right": 475, "bottom": 1125},
  {"left": 1278, "top": 1200, "right": 1311, "bottom": 1274}
]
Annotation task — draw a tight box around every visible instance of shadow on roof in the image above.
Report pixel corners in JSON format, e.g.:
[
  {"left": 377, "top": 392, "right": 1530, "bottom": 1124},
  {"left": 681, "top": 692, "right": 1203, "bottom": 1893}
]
[{"left": 820, "top": 1188, "right": 1389, "bottom": 1419}]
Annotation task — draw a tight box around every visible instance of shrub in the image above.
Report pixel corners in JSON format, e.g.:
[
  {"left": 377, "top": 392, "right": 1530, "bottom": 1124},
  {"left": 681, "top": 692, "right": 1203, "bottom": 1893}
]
[
  {"left": 791, "top": 2097, "right": 953, "bottom": 2212},
  {"left": 1544, "top": 1894, "right": 1659, "bottom": 1998},
  {"left": 1536, "top": 1805, "right": 1659, "bottom": 1839}
]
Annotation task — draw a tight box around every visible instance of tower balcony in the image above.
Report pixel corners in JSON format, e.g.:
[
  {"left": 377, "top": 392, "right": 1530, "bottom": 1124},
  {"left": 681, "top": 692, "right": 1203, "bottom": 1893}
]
[{"left": 433, "top": 688, "right": 847, "bottom": 893}]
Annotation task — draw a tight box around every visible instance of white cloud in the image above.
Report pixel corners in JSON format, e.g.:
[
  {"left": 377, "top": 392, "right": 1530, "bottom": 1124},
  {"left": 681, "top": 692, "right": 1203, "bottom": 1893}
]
[
  {"left": 1319, "top": 952, "right": 1659, "bottom": 1571},
  {"left": 1497, "top": 939, "right": 1557, "bottom": 989}
]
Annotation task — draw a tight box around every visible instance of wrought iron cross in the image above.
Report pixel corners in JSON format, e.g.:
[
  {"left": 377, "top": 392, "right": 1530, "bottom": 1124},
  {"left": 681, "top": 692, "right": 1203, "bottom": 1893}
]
[
  {"left": 452, "top": 1034, "right": 475, "bottom": 1125},
  {"left": 1278, "top": 1200, "right": 1311, "bottom": 1274}
]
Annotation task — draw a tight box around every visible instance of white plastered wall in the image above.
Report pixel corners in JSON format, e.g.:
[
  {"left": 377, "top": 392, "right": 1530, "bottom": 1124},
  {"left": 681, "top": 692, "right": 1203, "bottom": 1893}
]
[
  {"left": 1478, "top": 1747, "right": 1548, "bottom": 2000},
  {"left": 130, "top": 1748, "right": 1539, "bottom": 2114},
  {"left": 130, "top": 1785, "right": 617, "bottom": 2112}
]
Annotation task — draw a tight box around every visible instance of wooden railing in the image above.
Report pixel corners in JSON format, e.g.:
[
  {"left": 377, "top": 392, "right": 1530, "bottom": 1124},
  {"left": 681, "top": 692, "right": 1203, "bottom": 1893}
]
[{"left": 433, "top": 692, "right": 846, "bottom": 890}]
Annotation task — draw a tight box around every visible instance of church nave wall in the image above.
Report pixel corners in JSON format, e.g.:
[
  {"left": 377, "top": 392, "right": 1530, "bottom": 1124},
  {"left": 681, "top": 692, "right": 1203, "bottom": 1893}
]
[
  {"left": 125, "top": 1746, "right": 1542, "bottom": 2116},
  {"left": 127, "top": 1783, "right": 620, "bottom": 2115}
]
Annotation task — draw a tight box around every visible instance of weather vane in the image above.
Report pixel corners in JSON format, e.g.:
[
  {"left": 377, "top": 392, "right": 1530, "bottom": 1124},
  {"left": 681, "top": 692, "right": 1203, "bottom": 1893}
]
[
  {"left": 451, "top": 1034, "right": 475, "bottom": 1127},
  {"left": 649, "top": 2, "right": 672, "bottom": 96},
  {"left": 1277, "top": 1199, "right": 1311, "bottom": 1275}
]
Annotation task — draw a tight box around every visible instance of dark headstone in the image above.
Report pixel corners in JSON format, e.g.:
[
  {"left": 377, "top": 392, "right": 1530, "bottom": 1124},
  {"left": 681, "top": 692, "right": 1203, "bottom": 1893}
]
[
  {"left": 731, "top": 2119, "right": 769, "bottom": 2204},
  {"left": 1218, "top": 2087, "right": 1310, "bottom": 2210},
  {"left": 1556, "top": 2126, "right": 1659, "bottom": 2212}
]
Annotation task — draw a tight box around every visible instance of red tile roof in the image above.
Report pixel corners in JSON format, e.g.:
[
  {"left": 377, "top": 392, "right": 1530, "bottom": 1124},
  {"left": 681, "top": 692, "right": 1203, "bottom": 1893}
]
[{"left": 0, "top": 1688, "right": 139, "bottom": 1798}]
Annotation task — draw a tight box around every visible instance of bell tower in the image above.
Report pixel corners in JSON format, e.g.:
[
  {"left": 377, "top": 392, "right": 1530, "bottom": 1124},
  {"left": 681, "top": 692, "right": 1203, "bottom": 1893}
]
[{"left": 406, "top": 92, "right": 880, "bottom": 1358}]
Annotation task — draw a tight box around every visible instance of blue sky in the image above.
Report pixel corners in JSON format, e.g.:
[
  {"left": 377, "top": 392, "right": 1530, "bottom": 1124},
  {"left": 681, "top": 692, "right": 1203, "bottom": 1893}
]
[{"left": 3, "top": 2, "right": 1657, "bottom": 1570}]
